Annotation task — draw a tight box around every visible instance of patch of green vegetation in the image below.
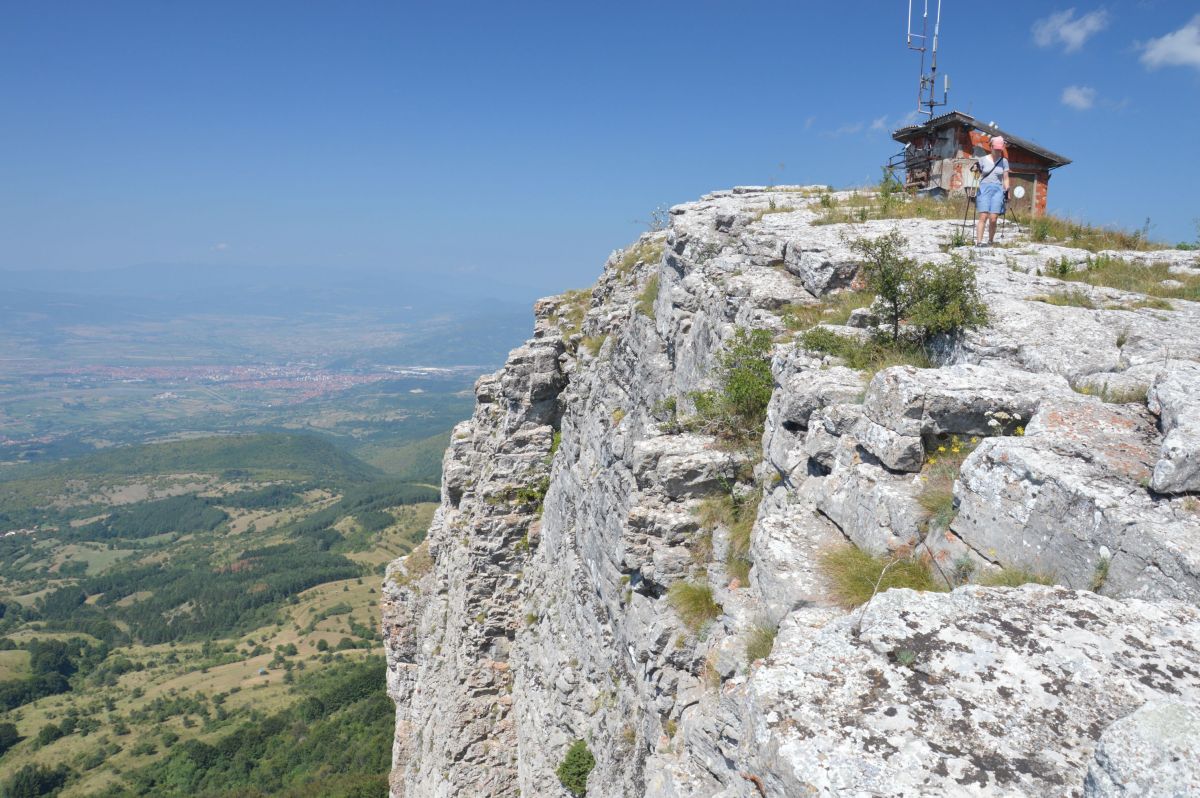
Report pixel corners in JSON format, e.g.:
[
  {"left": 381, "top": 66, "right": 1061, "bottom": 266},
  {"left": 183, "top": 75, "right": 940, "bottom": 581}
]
[
  {"left": 667, "top": 581, "right": 722, "bottom": 633},
  {"left": 849, "top": 231, "right": 988, "bottom": 343},
  {"left": 819, "top": 545, "right": 947, "bottom": 609},
  {"left": 551, "top": 288, "right": 593, "bottom": 340},
  {"left": 1072, "top": 381, "right": 1149, "bottom": 405},
  {"left": 977, "top": 567, "right": 1056, "bottom": 587},
  {"left": 779, "top": 289, "right": 875, "bottom": 332},
  {"left": 726, "top": 489, "right": 760, "bottom": 583},
  {"left": 752, "top": 197, "right": 796, "bottom": 221},
  {"left": 360, "top": 429, "right": 452, "bottom": 484},
  {"left": 1090, "top": 557, "right": 1111, "bottom": 593},
  {"left": 556, "top": 739, "right": 596, "bottom": 798},
  {"left": 1029, "top": 289, "right": 1097, "bottom": 309},
  {"left": 580, "top": 334, "right": 607, "bottom": 356},
  {"left": 1057, "top": 253, "right": 1200, "bottom": 302},
  {"left": 396, "top": 537, "right": 434, "bottom": 588},
  {"left": 917, "top": 435, "right": 978, "bottom": 531},
  {"left": 86, "top": 657, "right": 394, "bottom": 798},
  {"left": 812, "top": 190, "right": 961, "bottom": 226},
  {"left": 744, "top": 622, "right": 778, "bottom": 664},
  {"left": 799, "top": 327, "right": 931, "bottom": 379},
  {"left": 74, "top": 495, "right": 227, "bottom": 542},
  {"left": 1029, "top": 214, "right": 1165, "bottom": 253},
  {"left": 637, "top": 274, "right": 660, "bottom": 318},
  {"left": 617, "top": 239, "right": 665, "bottom": 277},
  {"left": 908, "top": 255, "right": 990, "bottom": 339},
  {"left": 686, "top": 329, "right": 774, "bottom": 445}
]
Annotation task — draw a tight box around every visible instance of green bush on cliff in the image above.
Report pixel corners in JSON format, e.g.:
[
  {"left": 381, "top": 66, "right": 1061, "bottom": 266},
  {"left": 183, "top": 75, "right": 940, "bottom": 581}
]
[
  {"left": 557, "top": 739, "right": 596, "bottom": 797},
  {"left": 688, "top": 328, "right": 774, "bottom": 444}
]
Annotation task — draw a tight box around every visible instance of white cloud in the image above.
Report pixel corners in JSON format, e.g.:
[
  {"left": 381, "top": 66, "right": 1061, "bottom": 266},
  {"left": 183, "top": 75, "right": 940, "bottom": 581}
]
[
  {"left": 1032, "top": 8, "right": 1109, "bottom": 53},
  {"left": 1061, "top": 85, "right": 1097, "bottom": 109},
  {"left": 870, "top": 115, "right": 888, "bottom": 132},
  {"left": 212, "top": 242, "right": 229, "bottom": 251},
  {"left": 823, "top": 122, "right": 864, "bottom": 138},
  {"left": 1140, "top": 14, "right": 1200, "bottom": 71}
]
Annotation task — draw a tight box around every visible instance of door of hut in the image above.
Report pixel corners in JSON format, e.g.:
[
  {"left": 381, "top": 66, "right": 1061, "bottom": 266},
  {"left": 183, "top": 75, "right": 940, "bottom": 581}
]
[{"left": 1008, "top": 172, "right": 1036, "bottom": 219}]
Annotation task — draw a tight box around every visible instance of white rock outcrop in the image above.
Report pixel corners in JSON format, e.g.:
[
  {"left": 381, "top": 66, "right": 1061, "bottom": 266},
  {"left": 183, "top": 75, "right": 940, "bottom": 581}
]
[{"left": 383, "top": 187, "right": 1200, "bottom": 797}]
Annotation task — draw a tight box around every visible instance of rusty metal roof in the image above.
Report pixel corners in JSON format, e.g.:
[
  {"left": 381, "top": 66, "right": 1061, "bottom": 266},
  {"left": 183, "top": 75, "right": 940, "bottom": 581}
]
[{"left": 893, "top": 110, "right": 1072, "bottom": 168}]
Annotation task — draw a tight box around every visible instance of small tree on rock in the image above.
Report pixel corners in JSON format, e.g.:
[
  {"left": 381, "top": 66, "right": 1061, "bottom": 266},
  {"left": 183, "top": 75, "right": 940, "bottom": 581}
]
[{"left": 852, "top": 230, "right": 920, "bottom": 342}]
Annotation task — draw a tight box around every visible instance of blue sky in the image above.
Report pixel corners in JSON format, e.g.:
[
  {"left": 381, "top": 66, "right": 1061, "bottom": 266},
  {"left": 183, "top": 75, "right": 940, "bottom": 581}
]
[{"left": 3, "top": 1, "right": 1198, "bottom": 295}]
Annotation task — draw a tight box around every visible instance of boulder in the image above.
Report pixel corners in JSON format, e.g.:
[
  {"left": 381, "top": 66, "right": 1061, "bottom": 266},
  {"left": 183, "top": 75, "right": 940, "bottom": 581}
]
[{"left": 1084, "top": 701, "right": 1200, "bottom": 797}]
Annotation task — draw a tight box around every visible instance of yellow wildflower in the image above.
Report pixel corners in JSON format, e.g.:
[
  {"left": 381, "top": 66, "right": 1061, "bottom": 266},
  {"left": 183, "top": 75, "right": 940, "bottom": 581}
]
[{"left": 937, "top": 445, "right": 947, "bottom": 453}]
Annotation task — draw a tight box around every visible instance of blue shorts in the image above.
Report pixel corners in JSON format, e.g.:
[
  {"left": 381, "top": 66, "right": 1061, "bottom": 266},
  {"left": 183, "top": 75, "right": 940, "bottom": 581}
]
[{"left": 976, "top": 182, "right": 1006, "bottom": 214}]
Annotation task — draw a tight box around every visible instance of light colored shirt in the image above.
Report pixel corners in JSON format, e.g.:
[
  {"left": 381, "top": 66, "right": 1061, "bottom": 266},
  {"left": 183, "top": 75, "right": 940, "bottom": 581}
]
[{"left": 977, "top": 155, "right": 1009, "bottom": 186}]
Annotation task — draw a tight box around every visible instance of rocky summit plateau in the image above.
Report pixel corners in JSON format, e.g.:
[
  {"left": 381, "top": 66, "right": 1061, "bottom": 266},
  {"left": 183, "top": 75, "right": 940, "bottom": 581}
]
[{"left": 381, "top": 187, "right": 1200, "bottom": 797}]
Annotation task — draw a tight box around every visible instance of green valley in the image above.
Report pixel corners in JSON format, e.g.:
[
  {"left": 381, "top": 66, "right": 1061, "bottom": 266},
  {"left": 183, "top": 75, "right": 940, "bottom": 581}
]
[{"left": 0, "top": 432, "right": 443, "bottom": 797}]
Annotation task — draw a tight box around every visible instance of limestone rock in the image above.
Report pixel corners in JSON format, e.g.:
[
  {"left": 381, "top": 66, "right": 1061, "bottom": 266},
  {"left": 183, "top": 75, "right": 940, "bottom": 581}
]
[
  {"left": 384, "top": 186, "right": 1200, "bottom": 798},
  {"left": 1148, "top": 363, "right": 1200, "bottom": 494},
  {"left": 1084, "top": 701, "right": 1200, "bottom": 797}
]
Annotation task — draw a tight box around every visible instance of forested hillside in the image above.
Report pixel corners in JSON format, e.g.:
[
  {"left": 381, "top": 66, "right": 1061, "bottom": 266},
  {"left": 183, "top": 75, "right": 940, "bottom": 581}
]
[{"left": 0, "top": 432, "right": 442, "bottom": 797}]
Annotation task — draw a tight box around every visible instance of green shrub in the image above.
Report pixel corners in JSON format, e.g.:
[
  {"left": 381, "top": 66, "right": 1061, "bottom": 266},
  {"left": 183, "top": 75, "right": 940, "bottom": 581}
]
[
  {"left": 1090, "top": 557, "right": 1111, "bottom": 592},
  {"left": 557, "top": 739, "right": 596, "bottom": 797},
  {"left": 909, "top": 255, "right": 989, "bottom": 340},
  {"left": 687, "top": 328, "right": 774, "bottom": 444},
  {"left": 819, "top": 545, "right": 946, "bottom": 608},
  {"left": 977, "top": 567, "right": 1056, "bottom": 587},
  {"left": 668, "top": 581, "right": 722, "bottom": 632},
  {"left": 852, "top": 231, "right": 920, "bottom": 341},
  {"left": 745, "top": 622, "right": 778, "bottom": 663}
]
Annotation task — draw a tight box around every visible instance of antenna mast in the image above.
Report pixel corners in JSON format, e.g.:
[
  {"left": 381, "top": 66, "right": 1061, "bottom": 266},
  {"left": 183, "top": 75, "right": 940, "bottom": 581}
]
[{"left": 906, "top": 0, "right": 949, "bottom": 117}]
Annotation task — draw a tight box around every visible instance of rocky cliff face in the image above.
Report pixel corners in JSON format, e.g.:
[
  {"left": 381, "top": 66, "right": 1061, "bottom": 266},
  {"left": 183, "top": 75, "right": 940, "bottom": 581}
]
[{"left": 382, "top": 188, "right": 1200, "bottom": 797}]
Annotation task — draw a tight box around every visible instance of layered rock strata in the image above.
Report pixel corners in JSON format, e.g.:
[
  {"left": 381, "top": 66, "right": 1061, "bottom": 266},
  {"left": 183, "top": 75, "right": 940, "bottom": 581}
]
[{"left": 384, "top": 187, "right": 1200, "bottom": 797}]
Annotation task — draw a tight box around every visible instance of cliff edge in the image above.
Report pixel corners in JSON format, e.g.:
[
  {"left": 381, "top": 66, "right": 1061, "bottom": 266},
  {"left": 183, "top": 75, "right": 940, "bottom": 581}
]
[{"left": 383, "top": 187, "right": 1200, "bottom": 797}]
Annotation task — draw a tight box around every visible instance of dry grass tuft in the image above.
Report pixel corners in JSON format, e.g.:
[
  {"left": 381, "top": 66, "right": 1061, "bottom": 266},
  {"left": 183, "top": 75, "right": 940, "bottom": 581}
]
[
  {"left": 637, "top": 274, "right": 660, "bottom": 318},
  {"left": 818, "top": 545, "right": 946, "bottom": 609},
  {"left": 667, "top": 581, "right": 722, "bottom": 632},
  {"left": 1029, "top": 289, "right": 1097, "bottom": 309},
  {"left": 1072, "top": 381, "right": 1149, "bottom": 405},
  {"left": 1059, "top": 254, "right": 1200, "bottom": 302},
  {"left": 744, "top": 622, "right": 778, "bottom": 663},
  {"left": 1028, "top": 215, "right": 1166, "bottom": 253},
  {"left": 977, "top": 567, "right": 1056, "bottom": 587}
]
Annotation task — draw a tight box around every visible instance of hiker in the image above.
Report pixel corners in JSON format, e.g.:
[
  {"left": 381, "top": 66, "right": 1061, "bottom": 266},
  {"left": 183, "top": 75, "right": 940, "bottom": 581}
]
[{"left": 972, "top": 136, "right": 1010, "bottom": 247}]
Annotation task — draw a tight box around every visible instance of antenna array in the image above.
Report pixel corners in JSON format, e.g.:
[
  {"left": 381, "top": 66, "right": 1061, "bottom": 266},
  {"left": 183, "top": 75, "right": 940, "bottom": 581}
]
[{"left": 906, "top": 0, "right": 950, "bottom": 118}]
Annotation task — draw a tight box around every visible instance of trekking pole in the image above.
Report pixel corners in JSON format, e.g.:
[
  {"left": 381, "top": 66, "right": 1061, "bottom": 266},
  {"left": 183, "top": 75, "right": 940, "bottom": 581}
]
[{"left": 961, "top": 185, "right": 977, "bottom": 243}]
